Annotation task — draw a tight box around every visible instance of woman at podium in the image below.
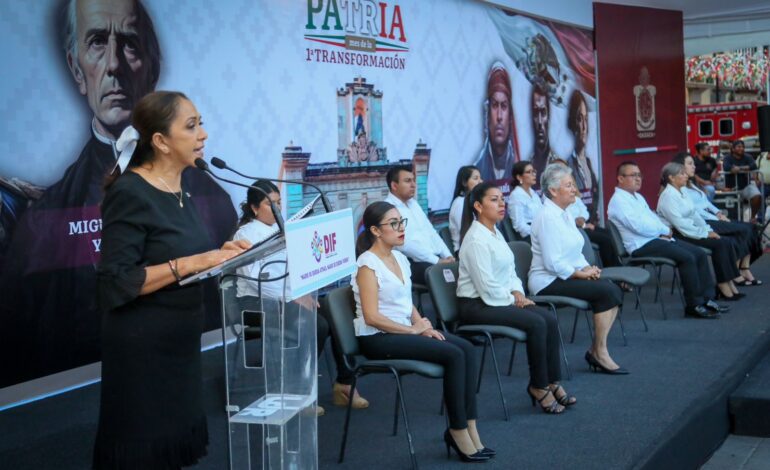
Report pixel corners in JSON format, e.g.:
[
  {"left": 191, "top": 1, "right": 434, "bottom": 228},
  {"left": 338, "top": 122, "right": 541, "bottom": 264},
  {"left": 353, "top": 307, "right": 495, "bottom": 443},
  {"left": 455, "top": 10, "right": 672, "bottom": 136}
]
[
  {"left": 95, "top": 91, "right": 249, "bottom": 469},
  {"left": 232, "top": 181, "right": 369, "bottom": 414},
  {"left": 352, "top": 201, "right": 493, "bottom": 462}
]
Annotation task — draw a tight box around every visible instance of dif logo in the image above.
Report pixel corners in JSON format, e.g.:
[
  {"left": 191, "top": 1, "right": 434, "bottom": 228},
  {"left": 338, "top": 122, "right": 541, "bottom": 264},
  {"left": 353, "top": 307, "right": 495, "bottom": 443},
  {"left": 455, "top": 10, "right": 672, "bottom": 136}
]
[{"left": 310, "top": 230, "right": 338, "bottom": 263}]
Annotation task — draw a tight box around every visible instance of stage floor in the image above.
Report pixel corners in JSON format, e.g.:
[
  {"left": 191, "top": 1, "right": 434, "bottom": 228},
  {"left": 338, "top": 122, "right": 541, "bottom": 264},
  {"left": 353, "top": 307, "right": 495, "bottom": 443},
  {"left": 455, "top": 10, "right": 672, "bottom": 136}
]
[{"left": 1, "top": 256, "right": 769, "bottom": 469}]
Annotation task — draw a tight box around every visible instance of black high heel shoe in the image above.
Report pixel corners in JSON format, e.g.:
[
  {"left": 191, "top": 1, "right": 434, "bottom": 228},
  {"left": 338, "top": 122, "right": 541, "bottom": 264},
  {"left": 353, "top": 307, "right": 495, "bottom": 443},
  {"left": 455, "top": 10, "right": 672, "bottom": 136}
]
[
  {"left": 715, "top": 291, "right": 744, "bottom": 301},
  {"left": 584, "top": 351, "right": 629, "bottom": 375},
  {"left": 477, "top": 447, "right": 496, "bottom": 457},
  {"left": 526, "top": 386, "right": 565, "bottom": 414},
  {"left": 550, "top": 384, "right": 577, "bottom": 407},
  {"left": 443, "top": 429, "right": 490, "bottom": 462}
]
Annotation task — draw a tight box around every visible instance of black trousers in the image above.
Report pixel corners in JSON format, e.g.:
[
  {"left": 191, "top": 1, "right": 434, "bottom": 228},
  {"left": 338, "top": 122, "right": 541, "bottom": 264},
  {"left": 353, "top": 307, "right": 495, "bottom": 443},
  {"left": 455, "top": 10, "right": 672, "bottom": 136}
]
[
  {"left": 357, "top": 332, "right": 478, "bottom": 430},
  {"left": 586, "top": 226, "right": 619, "bottom": 267},
  {"left": 674, "top": 233, "right": 740, "bottom": 283},
  {"left": 707, "top": 220, "right": 752, "bottom": 260},
  {"left": 458, "top": 297, "right": 561, "bottom": 388},
  {"left": 408, "top": 260, "right": 432, "bottom": 285},
  {"left": 538, "top": 278, "right": 623, "bottom": 313},
  {"left": 633, "top": 239, "right": 715, "bottom": 307}
]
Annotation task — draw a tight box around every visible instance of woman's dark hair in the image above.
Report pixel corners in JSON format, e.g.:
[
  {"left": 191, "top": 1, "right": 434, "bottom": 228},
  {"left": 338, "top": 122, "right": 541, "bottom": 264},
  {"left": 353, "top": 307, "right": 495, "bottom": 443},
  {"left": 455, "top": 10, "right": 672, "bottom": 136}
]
[
  {"left": 238, "top": 180, "right": 280, "bottom": 227},
  {"left": 355, "top": 201, "right": 396, "bottom": 257},
  {"left": 459, "top": 182, "right": 497, "bottom": 244},
  {"left": 671, "top": 152, "right": 698, "bottom": 189},
  {"left": 452, "top": 165, "right": 480, "bottom": 199},
  {"left": 510, "top": 160, "right": 532, "bottom": 189},
  {"left": 104, "top": 90, "right": 189, "bottom": 188}
]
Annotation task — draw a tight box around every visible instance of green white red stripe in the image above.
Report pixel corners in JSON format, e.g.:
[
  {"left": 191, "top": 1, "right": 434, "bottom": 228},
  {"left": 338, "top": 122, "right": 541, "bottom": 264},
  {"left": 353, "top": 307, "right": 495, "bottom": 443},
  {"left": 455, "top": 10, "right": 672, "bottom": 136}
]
[{"left": 613, "top": 145, "right": 678, "bottom": 156}]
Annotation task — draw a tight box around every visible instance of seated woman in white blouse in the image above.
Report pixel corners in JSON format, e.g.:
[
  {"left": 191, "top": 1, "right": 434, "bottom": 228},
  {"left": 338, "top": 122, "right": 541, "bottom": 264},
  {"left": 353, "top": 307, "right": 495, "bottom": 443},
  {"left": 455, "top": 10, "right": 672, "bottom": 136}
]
[
  {"left": 672, "top": 153, "right": 761, "bottom": 286},
  {"left": 529, "top": 164, "right": 626, "bottom": 375},
  {"left": 233, "top": 181, "right": 368, "bottom": 413},
  {"left": 508, "top": 161, "right": 542, "bottom": 241},
  {"left": 457, "top": 182, "right": 575, "bottom": 414},
  {"left": 352, "top": 201, "right": 491, "bottom": 462},
  {"left": 656, "top": 162, "right": 745, "bottom": 300},
  {"left": 449, "top": 165, "right": 482, "bottom": 253}
]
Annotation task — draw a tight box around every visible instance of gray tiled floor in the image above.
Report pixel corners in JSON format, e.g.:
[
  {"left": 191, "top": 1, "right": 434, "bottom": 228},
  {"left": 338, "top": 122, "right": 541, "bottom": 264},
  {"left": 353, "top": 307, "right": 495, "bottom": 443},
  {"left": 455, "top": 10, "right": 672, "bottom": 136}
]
[{"left": 702, "top": 435, "right": 770, "bottom": 469}]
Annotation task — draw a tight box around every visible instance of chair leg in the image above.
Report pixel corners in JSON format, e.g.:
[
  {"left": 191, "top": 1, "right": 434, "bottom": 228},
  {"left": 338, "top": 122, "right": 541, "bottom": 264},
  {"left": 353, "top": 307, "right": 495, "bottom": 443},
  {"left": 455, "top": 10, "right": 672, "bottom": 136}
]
[
  {"left": 506, "top": 341, "right": 517, "bottom": 376},
  {"left": 616, "top": 301, "right": 628, "bottom": 347},
  {"left": 392, "top": 381, "right": 400, "bottom": 436},
  {"left": 570, "top": 308, "right": 580, "bottom": 343},
  {"left": 484, "top": 333, "right": 509, "bottom": 421},
  {"left": 583, "top": 309, "right": 594, "bottom": 341},
  {"left": 323, "top": 341, "right": 335, "bottom": 389},
  {"left": 476, "top": 340, "right": 488, "bottom": 393},
  {"left": 338, "top": 375, "right": 358, "bottom": 463},
  {"left": 635, "top": 287, "right": 649, "bottom": 332},
  {"left": 653, "top": 264, "right": 667, "bottom": 320},
  {"left": 391, "top": 369, "right": 418, "bottom": 470}
]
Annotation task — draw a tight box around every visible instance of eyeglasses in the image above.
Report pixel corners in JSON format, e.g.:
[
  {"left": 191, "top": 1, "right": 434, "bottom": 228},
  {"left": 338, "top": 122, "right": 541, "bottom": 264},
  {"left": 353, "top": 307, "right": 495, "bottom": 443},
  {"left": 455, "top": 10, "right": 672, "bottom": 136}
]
[
  {"left": 379, "top": 218, "right": 408, "bottom": 231},
  {"left": 622, "top": 172, "right": 643, "bottom": 178}
]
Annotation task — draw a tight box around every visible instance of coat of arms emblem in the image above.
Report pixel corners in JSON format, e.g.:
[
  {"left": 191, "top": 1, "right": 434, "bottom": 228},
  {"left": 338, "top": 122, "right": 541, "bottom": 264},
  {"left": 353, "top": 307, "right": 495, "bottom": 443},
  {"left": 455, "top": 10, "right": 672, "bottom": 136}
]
[{"left": 633, "top": 67, "right": 656, "bottom": 139}]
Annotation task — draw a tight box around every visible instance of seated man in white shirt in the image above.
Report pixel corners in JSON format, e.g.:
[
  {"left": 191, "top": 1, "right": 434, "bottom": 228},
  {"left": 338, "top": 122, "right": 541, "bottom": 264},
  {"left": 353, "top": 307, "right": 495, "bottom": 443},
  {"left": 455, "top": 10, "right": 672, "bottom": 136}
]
[
  {"left": 607, "top": 162, "right": 724, "bottom": 319},
  {"left": 384, "top": 166, "right": 454, "bottom": 284}
]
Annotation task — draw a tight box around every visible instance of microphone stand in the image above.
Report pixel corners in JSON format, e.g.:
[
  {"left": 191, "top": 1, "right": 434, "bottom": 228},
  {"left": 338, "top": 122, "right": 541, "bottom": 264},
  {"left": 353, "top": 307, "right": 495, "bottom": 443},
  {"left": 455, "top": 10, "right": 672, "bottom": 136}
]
[
  {"left": 194, "top": 158, "right": 285, "bottom": 233},
  {"left": 210, "top": 157, "right": 332, "bottom": 213}
]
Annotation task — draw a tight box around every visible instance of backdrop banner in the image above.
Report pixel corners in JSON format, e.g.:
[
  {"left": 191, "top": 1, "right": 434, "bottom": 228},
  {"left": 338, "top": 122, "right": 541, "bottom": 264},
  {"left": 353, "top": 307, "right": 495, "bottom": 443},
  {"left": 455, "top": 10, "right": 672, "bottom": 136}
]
[{"left": 0, "top": 0, "right": 596, "bottom": 386}]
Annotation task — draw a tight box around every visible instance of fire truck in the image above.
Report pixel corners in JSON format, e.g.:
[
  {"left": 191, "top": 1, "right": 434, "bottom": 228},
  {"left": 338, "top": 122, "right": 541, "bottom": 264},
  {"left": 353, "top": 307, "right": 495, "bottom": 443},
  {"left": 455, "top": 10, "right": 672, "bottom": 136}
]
[{"left": 686, "top": 101, "right": 764, "bottom": 155}]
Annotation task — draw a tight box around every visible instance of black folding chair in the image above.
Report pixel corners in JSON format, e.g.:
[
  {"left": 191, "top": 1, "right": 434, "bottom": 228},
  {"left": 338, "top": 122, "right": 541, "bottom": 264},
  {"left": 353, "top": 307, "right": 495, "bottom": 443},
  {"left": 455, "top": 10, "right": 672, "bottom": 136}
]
[
  {"left": 425, "top": 263, "right": 527, "bottom": 421},
  {"left": 323, "top": 287, "right": 444, "bottom": 469}
]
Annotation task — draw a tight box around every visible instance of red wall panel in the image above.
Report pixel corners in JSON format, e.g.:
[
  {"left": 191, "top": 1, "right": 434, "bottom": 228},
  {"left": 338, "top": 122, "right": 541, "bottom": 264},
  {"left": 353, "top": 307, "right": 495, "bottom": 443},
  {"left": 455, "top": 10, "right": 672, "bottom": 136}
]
[{"left": 594, "top": 3, "right": 686, "bottom": 209}]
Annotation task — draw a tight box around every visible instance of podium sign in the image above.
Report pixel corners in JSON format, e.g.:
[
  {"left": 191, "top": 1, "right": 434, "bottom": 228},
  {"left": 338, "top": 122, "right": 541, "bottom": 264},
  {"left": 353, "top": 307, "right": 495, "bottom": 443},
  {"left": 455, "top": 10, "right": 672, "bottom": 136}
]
[{"left": 284, "top": 208, "right": 356, "bottom": 299}]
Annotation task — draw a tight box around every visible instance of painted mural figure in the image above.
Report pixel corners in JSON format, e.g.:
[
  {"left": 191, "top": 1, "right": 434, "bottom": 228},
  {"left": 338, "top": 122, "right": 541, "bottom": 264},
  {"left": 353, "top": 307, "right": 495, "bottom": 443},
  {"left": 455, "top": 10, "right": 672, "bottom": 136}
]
[
  {"left": 474, "top": 63, "right": 517, "bottom": 195},
  {"left": 0, "top": 0, "right": 236, "bottom": 385},
  {"left": 566, "top": 90, "right": 599, "bottom": 222},
  {"left": 529, "top": 78, "right": 560, "bottom": 186}
]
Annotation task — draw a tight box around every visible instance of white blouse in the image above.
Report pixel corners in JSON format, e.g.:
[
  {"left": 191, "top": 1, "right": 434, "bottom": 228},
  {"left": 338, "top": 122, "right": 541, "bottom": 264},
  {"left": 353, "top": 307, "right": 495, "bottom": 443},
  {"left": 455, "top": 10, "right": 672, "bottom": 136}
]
[
  {"left": 232, "top": 219, "right": 289, "bottom": 300},
  {"left": 682, "top": 185, "right": 720, "bottom": 221},
  {"left": 351, "top": 250, "right": 414, "bottom": 336},
  {"left": 508, "top": 185, "right": 543, "bottom": 238},
  {"left": 529, "top": 198, "right": 589, "bottom": 295},
  {"left": 657, "top": 184, "right": 711, "bottom": 239},
  {"left": 566, "top": 197, "right": 590, "bottom": 224},
  {"left": 448, "top": 195, "right": 464, "bottom": 252},
  {"left": 457, "top": 221, "right": 524, "bottom": 306}
]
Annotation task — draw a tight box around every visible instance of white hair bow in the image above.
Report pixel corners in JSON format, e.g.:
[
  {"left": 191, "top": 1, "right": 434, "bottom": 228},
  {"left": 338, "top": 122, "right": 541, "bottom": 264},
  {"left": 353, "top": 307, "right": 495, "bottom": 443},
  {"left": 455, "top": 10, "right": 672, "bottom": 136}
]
[{"left": 113, "top": 125, "right": 141, "bottom": 174}]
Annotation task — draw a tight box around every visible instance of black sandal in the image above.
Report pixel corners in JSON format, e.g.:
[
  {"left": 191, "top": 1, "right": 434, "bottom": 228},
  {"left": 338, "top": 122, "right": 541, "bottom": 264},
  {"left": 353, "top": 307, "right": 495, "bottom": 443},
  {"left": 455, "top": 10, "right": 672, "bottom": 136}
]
[
  {"left": 526, "top": 386, "right": 565, "bottom": 414},
  {"left": 550, "top": 384, "right": 577, "bottom": 407},
  {"left": 738, "top": 269, "right": 763, "bottom": 286}
]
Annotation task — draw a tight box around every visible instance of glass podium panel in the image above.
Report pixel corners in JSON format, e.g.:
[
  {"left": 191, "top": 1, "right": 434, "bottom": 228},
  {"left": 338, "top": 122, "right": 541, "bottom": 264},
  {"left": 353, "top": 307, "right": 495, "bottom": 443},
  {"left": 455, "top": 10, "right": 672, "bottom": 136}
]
[{"left": 219, "top": 263, "right": 318, "bottom": 470}]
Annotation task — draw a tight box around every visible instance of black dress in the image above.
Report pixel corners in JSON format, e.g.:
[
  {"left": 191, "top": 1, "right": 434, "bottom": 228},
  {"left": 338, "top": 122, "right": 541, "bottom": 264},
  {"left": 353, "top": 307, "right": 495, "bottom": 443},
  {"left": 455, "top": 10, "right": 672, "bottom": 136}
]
[{"left": 93, "top": 172, "right": 214, "bottom": 469}]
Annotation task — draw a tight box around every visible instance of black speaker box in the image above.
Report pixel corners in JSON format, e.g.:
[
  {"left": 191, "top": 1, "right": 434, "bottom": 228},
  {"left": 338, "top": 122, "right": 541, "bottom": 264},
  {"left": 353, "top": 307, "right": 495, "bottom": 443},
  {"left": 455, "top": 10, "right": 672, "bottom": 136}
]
[{"left": 758, "top": 105, "right": 770, "bottom": 152}]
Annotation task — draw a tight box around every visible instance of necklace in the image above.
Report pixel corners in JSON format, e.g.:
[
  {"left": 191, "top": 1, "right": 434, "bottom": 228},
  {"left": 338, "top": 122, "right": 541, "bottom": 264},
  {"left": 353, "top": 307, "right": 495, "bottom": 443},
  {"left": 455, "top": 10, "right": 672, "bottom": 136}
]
[{"left": 157, "top": 176, "right": 184, "bottom": 207}]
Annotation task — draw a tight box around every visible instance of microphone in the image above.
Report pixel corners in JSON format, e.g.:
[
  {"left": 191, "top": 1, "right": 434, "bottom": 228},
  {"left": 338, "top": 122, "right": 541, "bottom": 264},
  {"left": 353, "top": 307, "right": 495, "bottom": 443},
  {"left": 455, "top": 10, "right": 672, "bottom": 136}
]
[
  {"left": 194, "top": 158, "right": 285, "bottom": 233},
  {"left": 210, "top": 157, "right": 332, "bottom": 213}
]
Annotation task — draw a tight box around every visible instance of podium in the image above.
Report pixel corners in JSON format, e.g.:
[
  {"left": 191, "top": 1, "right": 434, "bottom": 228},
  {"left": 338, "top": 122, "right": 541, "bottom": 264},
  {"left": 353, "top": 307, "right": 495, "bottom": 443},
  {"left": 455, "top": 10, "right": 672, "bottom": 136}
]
[
  {"left": 183, "top": 209, "right": 355, "bottom": 469},
  {"left": 219, "top": 247, "right": 318, "bottom": 470}
]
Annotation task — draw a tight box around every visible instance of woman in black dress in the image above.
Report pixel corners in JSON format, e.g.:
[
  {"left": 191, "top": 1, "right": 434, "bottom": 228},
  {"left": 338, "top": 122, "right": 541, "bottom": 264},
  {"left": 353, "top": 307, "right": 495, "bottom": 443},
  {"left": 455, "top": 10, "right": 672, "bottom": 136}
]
[{"left": 94, "top": 91, "right": 248, "bottom": 469}]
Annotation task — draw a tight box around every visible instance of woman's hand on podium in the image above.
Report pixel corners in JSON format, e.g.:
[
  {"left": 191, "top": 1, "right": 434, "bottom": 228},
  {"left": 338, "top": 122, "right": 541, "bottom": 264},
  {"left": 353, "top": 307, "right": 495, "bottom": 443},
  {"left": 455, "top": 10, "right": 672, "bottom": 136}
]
[{"left": 184, "top": 240, "right": 251, "bottom": 274}]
